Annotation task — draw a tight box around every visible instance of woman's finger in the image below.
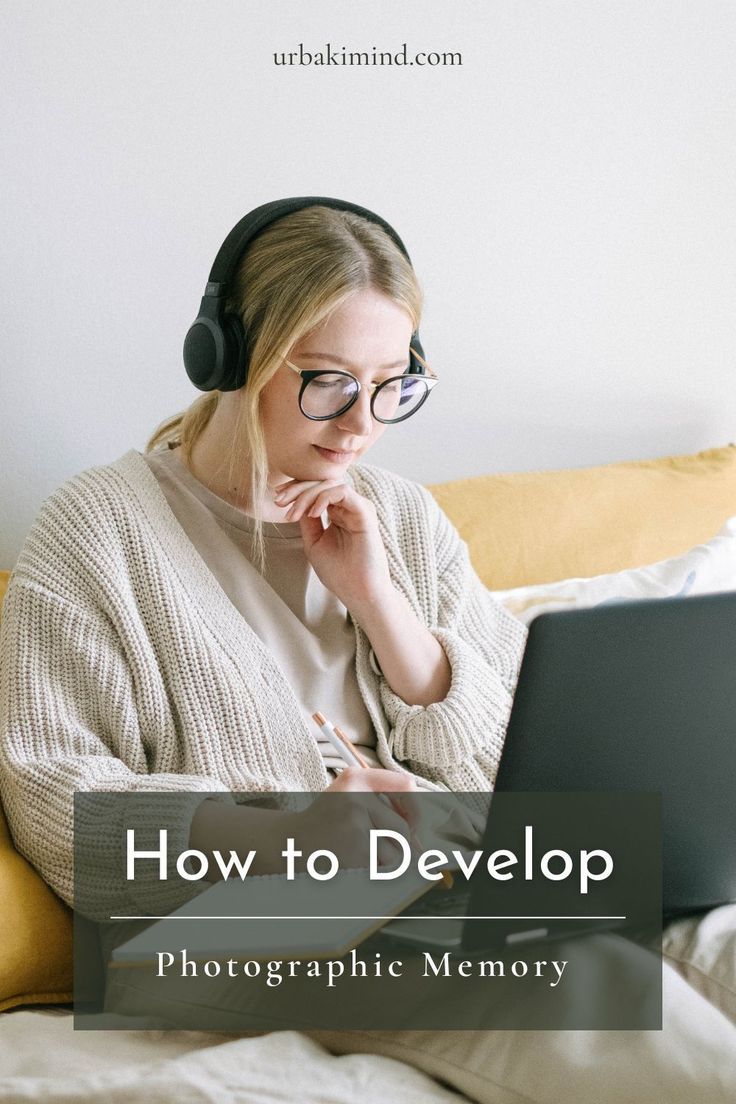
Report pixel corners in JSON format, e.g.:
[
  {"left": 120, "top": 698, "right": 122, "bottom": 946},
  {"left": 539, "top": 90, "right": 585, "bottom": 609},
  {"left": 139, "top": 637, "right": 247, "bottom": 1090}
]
[
  {"left": 306, "top": 486, "right": 352, "bottom": 518},
  {"left": 328, "top": 767, "right": 415, "bottom": 794},
  {"left": 285, "top": 482, "right": 348, "bottom": 521},
  {"left": 298, "top": 512, "right": 325, "bottom": 554},
  {"left": 273, "top": 478, "right": 322, "bottom": 498},
  {"left": 388, "top": 792, "right": 423, "bottom": 832},
  {"left": 311, "top": 488, "right": 376, "bottom": 528},
  {"left": 365, "top": 791, "right": 413, "bottom": 838},
  {"left": 369, "top": 770, "right": 416, "bottom": 793},
  {"left": 275, "top": 479, "right": 338, "bottom": 506},
  {"left": 376, "top": 838, "right": 406, "bottom": 869}
]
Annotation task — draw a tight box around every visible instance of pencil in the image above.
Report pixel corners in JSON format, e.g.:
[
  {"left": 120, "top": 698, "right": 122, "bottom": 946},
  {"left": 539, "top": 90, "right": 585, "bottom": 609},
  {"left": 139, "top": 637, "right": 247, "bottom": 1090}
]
[
  {"left": 312, "top": 712, "right": 454, "bottom": 890},
  {"left": 333, "top": 725, "right": 370, "bottom": 768},
  {"left": 312, "top": 711, "right": 363, "bottom": 767}
]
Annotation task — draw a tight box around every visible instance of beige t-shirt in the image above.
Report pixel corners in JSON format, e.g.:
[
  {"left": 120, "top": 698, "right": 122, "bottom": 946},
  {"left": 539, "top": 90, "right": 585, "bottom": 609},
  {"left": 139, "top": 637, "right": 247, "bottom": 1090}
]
[{"left": 143, "top": 446, "right": 381, "bottom": 775}]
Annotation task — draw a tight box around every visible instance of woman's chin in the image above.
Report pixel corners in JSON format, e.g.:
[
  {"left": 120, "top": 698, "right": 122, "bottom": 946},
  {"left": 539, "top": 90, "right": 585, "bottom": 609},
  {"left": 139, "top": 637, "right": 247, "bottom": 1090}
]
[{"left": 271, "top": 447, "right": 358, "bottom": 486}]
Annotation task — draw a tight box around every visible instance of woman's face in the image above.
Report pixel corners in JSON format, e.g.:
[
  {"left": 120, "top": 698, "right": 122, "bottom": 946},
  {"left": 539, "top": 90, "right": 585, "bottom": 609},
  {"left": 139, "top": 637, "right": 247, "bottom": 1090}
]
[{"left": 258, "top": 288, "right": 415, "bottom": 487}]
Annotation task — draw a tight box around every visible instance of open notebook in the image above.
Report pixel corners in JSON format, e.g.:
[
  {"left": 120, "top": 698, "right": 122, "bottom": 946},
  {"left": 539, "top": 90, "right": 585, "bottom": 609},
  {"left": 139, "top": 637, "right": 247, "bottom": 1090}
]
[{"left": 110, "top": 866, "right": 435, "bottom": 965}]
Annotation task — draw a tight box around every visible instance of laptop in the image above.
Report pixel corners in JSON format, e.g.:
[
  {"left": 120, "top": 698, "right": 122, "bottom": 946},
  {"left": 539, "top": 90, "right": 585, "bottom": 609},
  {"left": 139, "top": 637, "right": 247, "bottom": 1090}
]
[
  {"left": 112, "top": 592, "right": 736, "bottom": 965},
  {"left": 382, "top": 590, "right": 736, "bottom": 951}
]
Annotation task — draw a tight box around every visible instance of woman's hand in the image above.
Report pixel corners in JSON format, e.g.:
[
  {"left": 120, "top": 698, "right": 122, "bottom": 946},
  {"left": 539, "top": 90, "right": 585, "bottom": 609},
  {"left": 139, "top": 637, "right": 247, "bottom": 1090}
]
[
  {"left": 274, "top": 475, "right": 452, "bottom": 707},
  {"left": 274, "top": 478, "right": 393, "bottom": 618},
  {"left": 190, "top": 771, "right": 419, "bottom": 880},
  {"left": 325, "top": 765, "right": 416, "bottom": 797},
  {"left": 289, "top": 767, "right": 418, "bottom": 870}
]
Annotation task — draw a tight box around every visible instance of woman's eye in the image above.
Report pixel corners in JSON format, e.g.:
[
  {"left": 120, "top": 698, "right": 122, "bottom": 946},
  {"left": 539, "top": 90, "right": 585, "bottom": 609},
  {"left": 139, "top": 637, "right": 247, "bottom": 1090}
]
[{"left": 311, "top": 379, "right": 342, "bottom": 389}]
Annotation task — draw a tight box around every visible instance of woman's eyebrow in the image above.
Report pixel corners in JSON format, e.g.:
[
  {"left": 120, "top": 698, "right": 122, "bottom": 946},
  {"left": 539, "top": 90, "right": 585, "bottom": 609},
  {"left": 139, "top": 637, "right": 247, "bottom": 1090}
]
[{"left": 296, "top": 352, "right": 409, "bottom": 371}]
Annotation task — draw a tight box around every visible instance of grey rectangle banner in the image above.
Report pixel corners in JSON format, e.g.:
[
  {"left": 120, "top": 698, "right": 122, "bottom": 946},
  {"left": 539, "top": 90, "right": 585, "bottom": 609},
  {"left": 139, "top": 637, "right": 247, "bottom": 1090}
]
[{"left": 74, "top": 791, "right": 662, "bottom": 1030}]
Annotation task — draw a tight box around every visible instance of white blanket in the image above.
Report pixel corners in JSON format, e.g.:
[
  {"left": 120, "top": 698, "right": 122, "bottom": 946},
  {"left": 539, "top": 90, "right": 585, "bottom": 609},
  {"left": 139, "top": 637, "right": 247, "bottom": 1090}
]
[
  {"left": 0, "top": 1012, "right": 466, "bottom": 1102},
  {"left": 1, "top": 905, "right": 735, "bottom": 1103}
]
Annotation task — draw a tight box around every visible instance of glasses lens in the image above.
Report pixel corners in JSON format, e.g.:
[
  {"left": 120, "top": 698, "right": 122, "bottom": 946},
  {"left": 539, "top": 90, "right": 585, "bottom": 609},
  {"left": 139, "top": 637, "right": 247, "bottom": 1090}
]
[
  {"left": 373, "top": 375, "right": 429, "bottom": 423},
  {"left": 301, "top": 373, "right": 358, "bottom": 419}
]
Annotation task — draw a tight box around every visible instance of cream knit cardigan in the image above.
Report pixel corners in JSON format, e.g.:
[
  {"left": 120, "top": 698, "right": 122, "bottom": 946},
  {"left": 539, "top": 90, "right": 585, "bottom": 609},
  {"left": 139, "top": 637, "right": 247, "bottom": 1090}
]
[{"left": 0, "top": 450, "right": 526, "bottom": 911}]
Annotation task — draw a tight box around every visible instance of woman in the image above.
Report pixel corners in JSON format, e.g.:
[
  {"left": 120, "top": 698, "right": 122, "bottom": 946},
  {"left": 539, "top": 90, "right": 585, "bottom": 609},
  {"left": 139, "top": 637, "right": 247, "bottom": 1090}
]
[
  {"left": 1, "top": 198, "right": 734, "bottom": 1102},
  {"left": 0, "top": 198, "right": 526, "bottom": 897}
]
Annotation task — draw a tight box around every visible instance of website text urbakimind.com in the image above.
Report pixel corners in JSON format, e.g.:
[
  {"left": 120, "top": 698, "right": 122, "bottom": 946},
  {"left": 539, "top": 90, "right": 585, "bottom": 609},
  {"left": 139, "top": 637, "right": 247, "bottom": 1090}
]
[{"left": 274, "top": 43, "right": 462, "bottom": 67}]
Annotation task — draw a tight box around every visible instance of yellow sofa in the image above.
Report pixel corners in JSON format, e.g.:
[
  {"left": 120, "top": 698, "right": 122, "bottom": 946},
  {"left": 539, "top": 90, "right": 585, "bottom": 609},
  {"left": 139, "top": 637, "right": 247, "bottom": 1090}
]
[{"left": 1, "top": 442, "right": 736, "bottom": 1012}]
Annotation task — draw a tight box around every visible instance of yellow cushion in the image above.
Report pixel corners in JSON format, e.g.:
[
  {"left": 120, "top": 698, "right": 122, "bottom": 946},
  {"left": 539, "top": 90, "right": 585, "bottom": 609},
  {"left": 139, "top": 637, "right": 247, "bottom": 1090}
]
[
  {"left": 0, "top": 570, "right": 73, "bottom": 1011},
  {"left": 428, "top": 444, "right": 736, "bottom": 589},
  {"left": 0, "top": 804, "right": 73, "bottom": 1012}
]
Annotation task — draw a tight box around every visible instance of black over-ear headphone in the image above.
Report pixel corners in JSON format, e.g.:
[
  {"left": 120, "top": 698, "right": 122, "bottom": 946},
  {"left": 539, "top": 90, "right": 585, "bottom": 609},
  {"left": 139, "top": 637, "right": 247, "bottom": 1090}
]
[{"left": 183, "top": 196, "right": 426, "bottom": 393}]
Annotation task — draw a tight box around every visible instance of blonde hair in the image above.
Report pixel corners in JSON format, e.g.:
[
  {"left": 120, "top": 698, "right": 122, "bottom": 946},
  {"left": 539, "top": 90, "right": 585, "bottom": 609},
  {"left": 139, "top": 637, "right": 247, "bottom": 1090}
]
[{"left": 146, "top": 204, "right": 423, "bottom": 566}]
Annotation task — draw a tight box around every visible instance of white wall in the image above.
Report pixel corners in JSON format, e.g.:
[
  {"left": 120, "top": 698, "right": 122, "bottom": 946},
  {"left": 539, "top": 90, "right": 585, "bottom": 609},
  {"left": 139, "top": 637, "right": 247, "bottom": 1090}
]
[{"left": 3, "top": 1, "right": 735, "bottom": 566}]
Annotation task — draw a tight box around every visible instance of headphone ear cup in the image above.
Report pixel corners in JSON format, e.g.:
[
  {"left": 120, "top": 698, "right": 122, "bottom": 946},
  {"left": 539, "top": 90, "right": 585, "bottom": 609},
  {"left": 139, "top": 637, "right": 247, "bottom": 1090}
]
[
  {"left": 217, "top": 313, "right": 250, "bottom": 392},
  {"left": 183, "top": 315, "right": 224, "bottom": 391},
  {"left": 183, "top": 309, "right": 250, "bottom": 392}
]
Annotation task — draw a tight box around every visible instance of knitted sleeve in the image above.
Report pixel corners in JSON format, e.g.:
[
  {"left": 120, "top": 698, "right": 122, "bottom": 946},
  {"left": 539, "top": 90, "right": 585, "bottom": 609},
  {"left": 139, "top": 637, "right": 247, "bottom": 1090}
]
[
  {"left": 0, "top": 576, "right": 233, "bottom": 917},
  {"left": 374, "top": 483, "right": 528, "bottom": 791}
]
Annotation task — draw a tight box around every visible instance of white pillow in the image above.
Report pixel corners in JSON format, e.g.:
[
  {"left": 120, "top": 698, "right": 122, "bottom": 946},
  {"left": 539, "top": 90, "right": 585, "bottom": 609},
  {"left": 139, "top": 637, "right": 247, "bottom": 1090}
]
[
  {"left": 662, "top": 903, "right": 736, "bottom": 1026},
  {"left": 492, "top": 516, "right": 736, "bottom": 626}
]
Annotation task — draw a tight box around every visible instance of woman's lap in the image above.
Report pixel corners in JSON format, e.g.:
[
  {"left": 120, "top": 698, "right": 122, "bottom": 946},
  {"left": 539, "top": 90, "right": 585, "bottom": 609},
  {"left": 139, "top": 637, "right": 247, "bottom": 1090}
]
[
  {"left": 103, "top": 926, "right": 736, "bottom": 1104},
  {"left": 310, "top": 962, "right": 736, "bottom": 1104}
]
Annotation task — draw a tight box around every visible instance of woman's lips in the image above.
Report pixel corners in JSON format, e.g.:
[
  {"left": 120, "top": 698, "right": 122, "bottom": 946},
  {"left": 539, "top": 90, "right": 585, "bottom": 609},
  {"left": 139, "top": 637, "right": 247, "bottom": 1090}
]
[{"left": 313, "top": 445, "right": 356, "bottom": 463}]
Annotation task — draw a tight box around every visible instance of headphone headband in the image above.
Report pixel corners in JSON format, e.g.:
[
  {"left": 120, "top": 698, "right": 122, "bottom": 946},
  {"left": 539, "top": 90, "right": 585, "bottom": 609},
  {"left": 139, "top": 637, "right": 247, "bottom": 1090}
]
[
  {"left": 206, "top": 196, "right": 416, "bottom": 292},
  {"left": 183, "top": 195, "right": 425, "bottom": 392}
]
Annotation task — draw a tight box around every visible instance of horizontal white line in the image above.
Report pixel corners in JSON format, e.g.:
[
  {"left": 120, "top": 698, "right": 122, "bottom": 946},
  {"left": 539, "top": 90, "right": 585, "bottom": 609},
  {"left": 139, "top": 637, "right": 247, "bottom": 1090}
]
[{"left": 110, "top": 915, "right": 628, "bottom": 922}]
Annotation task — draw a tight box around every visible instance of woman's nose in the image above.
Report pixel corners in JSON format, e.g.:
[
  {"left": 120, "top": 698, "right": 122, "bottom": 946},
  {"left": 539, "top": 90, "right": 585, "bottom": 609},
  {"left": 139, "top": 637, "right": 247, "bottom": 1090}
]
[{"left": 337, "top": 387, "right": 373, "bottom": 437}]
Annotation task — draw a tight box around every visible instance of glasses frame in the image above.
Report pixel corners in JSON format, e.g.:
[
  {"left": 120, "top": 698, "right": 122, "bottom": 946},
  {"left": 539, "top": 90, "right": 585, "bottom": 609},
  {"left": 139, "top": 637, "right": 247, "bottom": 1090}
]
[{"left": 283, "top": 353, "right": 439, "bottom": 424}]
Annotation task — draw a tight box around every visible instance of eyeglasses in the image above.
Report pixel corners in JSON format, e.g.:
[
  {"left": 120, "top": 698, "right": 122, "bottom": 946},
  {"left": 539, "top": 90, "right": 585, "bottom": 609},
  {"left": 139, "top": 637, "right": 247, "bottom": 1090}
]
[{"left": 283, "top": 353, "right": 439, "bottom": 424}]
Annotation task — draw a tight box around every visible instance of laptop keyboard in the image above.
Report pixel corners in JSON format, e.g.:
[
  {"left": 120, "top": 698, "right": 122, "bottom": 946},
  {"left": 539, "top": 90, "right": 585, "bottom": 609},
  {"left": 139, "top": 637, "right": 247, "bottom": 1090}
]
[{"left": 401, "top": 887, "right": 472, "bottom": 918}]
